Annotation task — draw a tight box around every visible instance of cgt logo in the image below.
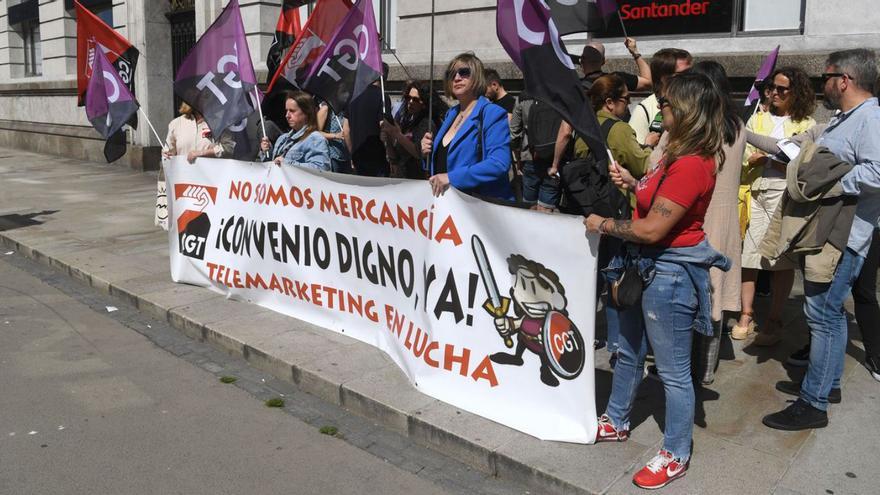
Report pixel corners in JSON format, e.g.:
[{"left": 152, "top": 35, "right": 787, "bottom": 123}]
[{"left": 175, "top": 184, "right": 218, "bottom": 260}]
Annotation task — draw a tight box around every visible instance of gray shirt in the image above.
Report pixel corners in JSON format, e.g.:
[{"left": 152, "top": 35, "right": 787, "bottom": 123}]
[
  {"left": 510, "top": 97, "right": 534, "bottom": 162},
  {"left": 818, "top": 97, "right": 880, "bottom": 257}
]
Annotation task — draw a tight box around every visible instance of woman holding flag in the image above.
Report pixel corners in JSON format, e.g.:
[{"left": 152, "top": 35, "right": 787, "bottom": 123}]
[
  {"left": 420, "top": 53, "right": 513, "bottom": 200},
  {"left": 163, "top": 102, "right": 235, "bottom": 163},
  {"left": 585, "top": 73, "right": 731, "bottom": 490}
]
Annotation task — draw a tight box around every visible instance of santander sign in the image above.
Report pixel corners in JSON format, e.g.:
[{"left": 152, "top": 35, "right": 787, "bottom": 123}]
[{"left": 619, "top": 0, "right": 712, "bottom": 20}]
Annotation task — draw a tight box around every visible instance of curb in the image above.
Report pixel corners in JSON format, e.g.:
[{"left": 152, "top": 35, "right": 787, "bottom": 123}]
[{"left": 0, "top": 232, "right": 602, "bottom": 495}]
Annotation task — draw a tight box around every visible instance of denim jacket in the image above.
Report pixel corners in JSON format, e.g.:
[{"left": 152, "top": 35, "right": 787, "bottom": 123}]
[
  {"left": 264, "top": 127, "right": 331, "bottom": 171},
  {"left": 606, "top": 240, "right": 731, "bottom": 336}
]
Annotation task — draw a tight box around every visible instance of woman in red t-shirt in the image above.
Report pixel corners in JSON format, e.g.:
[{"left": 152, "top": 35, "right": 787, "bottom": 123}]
[{"left": 584, "top": 72, "right": 730, "bottom": 490}]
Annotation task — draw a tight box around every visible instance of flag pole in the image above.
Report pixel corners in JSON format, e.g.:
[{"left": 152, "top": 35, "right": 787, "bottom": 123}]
[
  {"left": 617, "top": 12, "right": 628, "bottom": 38},
  {"left": 253, "top": 87, "right": 267, "bottom": 139},
  {"left": 427, "top": 0, "right": 435, "bottom": 173},
  {"left": 380, "top": 34, "right": 414, "bottom": 81},
  {"left": 379, "top": 72, "right": 388, "bottom": 116},
  {"left": 138, "top": 107, "right": 167, "bottom": 151},
  {"left": 253, "top": 86, "right": 269, "bottom": 161}
]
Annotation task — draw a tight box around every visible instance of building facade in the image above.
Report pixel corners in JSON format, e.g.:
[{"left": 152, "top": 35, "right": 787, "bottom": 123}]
[{"left": 0, "top": 0, "right": 878, "bottom": 169}]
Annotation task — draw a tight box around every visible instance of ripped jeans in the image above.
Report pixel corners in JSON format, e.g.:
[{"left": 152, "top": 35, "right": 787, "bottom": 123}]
[{"left": 603, "top": 258, "right": 698, "bottom": 460}]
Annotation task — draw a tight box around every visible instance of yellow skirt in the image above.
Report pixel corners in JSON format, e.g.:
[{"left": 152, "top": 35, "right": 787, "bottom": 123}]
[{"left": 738, "top": 184, "right": 751, "bottom": 240}]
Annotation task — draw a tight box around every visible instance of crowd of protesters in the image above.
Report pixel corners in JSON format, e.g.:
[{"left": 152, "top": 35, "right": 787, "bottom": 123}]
[{"left": 163, "top": 40, "right": 880, "bottom": 490}]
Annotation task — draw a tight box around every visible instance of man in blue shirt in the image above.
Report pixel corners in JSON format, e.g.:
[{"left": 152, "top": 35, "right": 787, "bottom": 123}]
[{"left": 763, "top": 49, "right": 880, "bottom": 431}]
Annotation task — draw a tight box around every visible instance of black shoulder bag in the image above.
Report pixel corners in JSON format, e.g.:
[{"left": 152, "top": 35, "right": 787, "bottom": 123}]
[{"left": 610, "top": 169, "right": 667, "bottom": 308}]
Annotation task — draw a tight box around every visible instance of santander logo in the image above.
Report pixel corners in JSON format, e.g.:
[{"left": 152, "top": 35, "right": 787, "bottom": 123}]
[{"left": 620, "top": 0, "right": 712, "bottom": 21}]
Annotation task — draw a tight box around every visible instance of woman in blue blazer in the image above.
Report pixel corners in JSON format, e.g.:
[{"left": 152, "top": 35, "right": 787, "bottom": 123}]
[{"left": 421, "top": 53, "right": 513, "bottom": 201}]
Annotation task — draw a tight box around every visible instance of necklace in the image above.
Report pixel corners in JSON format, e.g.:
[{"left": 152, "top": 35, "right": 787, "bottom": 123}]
[{"left": 448, "top": 101, "right": 477, "bottom": 134}]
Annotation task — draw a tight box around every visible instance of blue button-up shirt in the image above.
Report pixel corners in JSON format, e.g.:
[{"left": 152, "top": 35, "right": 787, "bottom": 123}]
[{"left": 817, "top": 97, "right": 880, "bottom": 257}]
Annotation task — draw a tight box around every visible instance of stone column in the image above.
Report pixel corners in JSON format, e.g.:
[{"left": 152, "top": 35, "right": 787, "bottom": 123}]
[{"left": 121, "top": 0, "right": 174, "bottom": 170}]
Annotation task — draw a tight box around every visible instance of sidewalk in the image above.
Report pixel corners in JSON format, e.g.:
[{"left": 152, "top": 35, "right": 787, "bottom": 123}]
[{"left": 1, "top": 146, "right": 877, "bottom": 495}]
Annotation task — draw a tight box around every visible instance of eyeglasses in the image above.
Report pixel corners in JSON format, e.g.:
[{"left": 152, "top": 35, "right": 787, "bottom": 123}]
[
  {"left": 404, "top": 95, "right": 423, "bottom": 103},
  {"left": 617, "top": 94, "right": 631, "bottom": 104},
  {"left": 767, "top": 84, "right": 790, "bottom": 95},
  {"left": 447, "top": 67, "right": 472, "bottom": 80},
  {"left": 821, "top": 72, "right": 849, "bottom": 82},
  {"left": 657, "top": 96, "right": 671, "bottom": 109}
]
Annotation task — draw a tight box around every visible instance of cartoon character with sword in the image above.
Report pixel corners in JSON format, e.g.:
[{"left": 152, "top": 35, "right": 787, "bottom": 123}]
[{"left": 471, "top": 235, "right": 584, "bottom": 387}]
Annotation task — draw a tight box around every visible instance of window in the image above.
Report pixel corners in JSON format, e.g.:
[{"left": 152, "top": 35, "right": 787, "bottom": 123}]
[
  {"left": 741, "top": 0, "right": 803, "bottom": 32},
  {"left": 8, "top": 0, "right": 42, "bottom": 77},
  {"left": 373, "top": 0, "right": 396, "bottom": 51},
  {"left": 20, "top": 19, "right": 42, "bottom": 76},
  {"left": 593, "top": 0, "right": 804, "bottom": 39},
  {"left": 296, "top": 1, "right": 395, "bottom": 50}
]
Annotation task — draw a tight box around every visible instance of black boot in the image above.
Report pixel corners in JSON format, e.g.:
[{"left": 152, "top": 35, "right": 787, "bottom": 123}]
[
  {"left": 540, "top": 365, "right": 559, "bottom": 387},
  {"left": 490, "top": 338, "right": 525, "bottom": 366},
  {"left": 762, "top": 399, "right": 828, "bottom": 431}
]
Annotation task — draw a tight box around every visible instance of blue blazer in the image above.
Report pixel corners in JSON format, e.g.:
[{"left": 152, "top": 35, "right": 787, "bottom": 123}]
[{"left": 430, "top": 96, "right": 513, "bottom": 200}]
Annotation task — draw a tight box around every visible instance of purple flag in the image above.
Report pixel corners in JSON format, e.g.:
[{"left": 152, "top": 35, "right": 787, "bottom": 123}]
[
  {"left": 85, "top": 43, "right": 139, "bottom": 162},
  {"left": 303, "top": 0, "right": 382, "bottom": 113},
  {"left": 173, "top": 0, "right": 259, "bottom": 137},
  {"left": 497, "top": 0, "right": 604, "bottom": 154},
  {"left": 745, "top": 45, "right": 780, "bottom": 107}
]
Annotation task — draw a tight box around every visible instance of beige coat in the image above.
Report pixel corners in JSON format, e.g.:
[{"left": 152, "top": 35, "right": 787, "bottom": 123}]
[{"left": 649, "top": 131, "right": 745, "bottom": 320}]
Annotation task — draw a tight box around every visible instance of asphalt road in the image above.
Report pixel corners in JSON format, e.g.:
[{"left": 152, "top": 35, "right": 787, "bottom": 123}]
[{"left": 0, "top": 254, "right": 472, "bottom": 495}]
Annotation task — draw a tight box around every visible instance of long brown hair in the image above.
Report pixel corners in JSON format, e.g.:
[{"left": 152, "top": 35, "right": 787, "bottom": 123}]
[
  {"left": 770, "top": 67, "right": 816, "bottom": 122},
  {"left": 284, "top": 90, "right": 319, "bottom": 137},
  {"left": 663, "top": 72, "right": 727, "bottom": 171}
]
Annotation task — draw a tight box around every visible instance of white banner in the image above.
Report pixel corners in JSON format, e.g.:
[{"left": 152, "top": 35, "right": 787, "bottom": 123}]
[{"left": 165, "top": 157, "right": 599, "bottom": 443}]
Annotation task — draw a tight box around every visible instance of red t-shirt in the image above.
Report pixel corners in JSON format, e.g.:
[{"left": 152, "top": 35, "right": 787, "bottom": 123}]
[{"left": 634, "top": 155, "right": 716, "bottom": 248}]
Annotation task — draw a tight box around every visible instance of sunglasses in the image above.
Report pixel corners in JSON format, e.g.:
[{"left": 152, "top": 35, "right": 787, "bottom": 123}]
[
  {"left": 657, "top": 96, "right": 671, "bottom": 109},
  {"left": 447, "top": 67, "right": 472, "bottom": 80},
  {"left": 767, "top": 84, "right": 790, "bottom": 95},
  {"left": 404, "top": 95, "right": 423, "bottom": 103},
  {"left": 618, "top": 94, "right": 631, "bottom": 104},
  {"left": 820, "top": 72, "right": 849, "bottom": 82}
]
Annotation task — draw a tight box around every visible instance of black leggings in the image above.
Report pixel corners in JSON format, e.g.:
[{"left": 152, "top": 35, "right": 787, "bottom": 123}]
[{"left": 853, "top": 229, "right": 880, "bottom": 359}]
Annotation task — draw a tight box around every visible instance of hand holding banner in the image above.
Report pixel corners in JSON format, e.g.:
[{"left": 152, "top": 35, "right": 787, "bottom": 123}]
[{"left": 165, "top": 157, "right": 600, "bottom": 443}]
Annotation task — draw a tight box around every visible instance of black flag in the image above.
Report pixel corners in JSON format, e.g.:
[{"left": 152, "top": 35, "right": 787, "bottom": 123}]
[{"left": 497, "top": 0, "right": 604, "bottom": 154}]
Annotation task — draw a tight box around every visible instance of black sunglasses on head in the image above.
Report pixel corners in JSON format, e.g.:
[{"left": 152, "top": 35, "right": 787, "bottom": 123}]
[
  {"left": 821, "top": 72, "right": 849, "bottom": 82},
  {"left": 447, "top": 67, "right": 472, "bottom": 80}
]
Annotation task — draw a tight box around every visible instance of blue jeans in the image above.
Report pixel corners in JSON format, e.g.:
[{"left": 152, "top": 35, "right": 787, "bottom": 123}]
[
  {"left": 522, "top": 160, "right": 561, "bottom": 208},
  {"left": 801, "top": 248, "right": 865, "bottom": 411},
  {"left": 604, "top": 259, "right": 698, "bottom": 460}
]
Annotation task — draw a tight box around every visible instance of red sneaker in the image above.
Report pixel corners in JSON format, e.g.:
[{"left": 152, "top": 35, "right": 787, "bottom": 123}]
[
  {"left": 596, "top": 414, "right": 629, "bottom": 442},
  {"left": 632, "top": 450, "right": 688, "bottom": 489}
]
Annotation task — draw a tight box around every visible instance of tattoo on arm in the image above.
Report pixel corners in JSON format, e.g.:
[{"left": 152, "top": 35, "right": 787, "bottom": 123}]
[
  {"left": 607, "top": 220, "right": 649, "bottom": 243},
  {"left": 651, "top": 202, "right": 673, "bottom": 218}
]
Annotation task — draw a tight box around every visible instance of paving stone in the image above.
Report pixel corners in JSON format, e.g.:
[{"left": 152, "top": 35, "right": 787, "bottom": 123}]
[
  {"left": 341, "top": 364, "right": 437, "bottom": 434},
  {"left": 294, "top": 344, "right": 397, "bottom": 406},
  {"left": 409, "top": 400, "right": 522, "bottom": 475},
  {"left": 776, "top": 369, "right": 880, "bottom": 495}
]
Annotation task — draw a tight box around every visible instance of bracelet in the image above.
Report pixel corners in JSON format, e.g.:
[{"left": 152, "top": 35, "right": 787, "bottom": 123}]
[
  {"left": 632, "top": 52, "right": 642, "bottom": 59},
  {"left": 599, "top": 218, "right": 611, "bottom": 234}
]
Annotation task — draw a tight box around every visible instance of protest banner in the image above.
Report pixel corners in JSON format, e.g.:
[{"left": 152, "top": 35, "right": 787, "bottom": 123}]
[{"left": 165, "top": 157, "right": 599, "bottom": 443}]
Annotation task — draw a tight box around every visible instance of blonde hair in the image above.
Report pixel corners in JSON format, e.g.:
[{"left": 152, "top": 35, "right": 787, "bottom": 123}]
[
  {"left": 443, "top": 52, "right": 487, "bottom": 100},
  {"left": 663, "top": 72, "right": 727, "bottom": 171}
]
